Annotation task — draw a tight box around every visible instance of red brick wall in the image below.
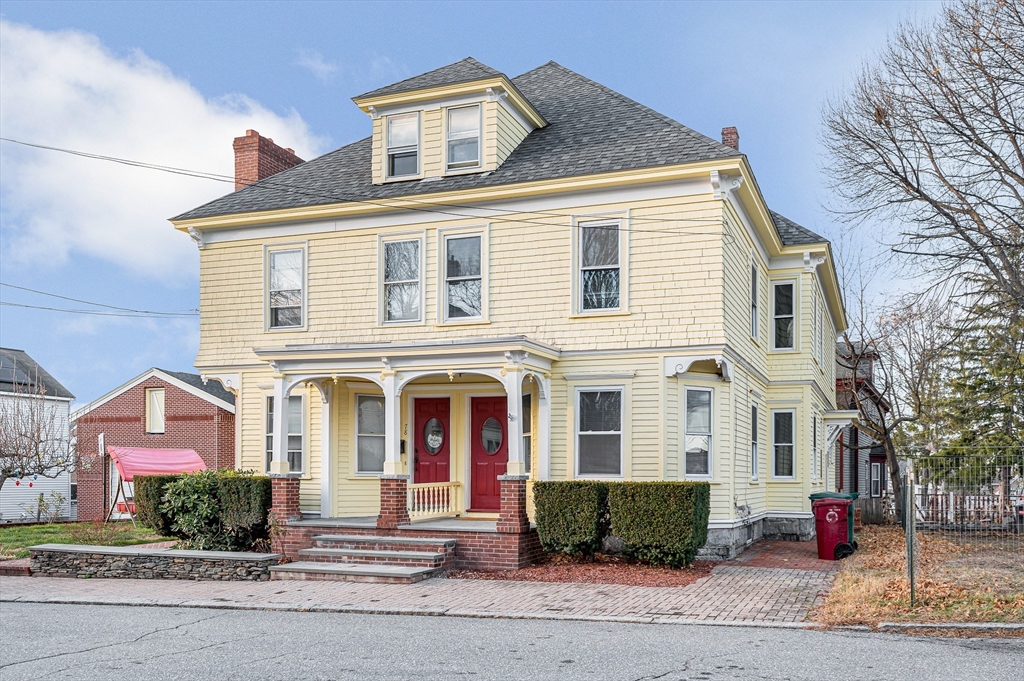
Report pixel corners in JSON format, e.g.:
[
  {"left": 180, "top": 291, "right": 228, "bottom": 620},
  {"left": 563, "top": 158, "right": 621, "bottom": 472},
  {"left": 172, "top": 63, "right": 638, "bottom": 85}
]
[
  {"left": 75, "top": 377, "right": 235, "bottom": 521},
  {"left": 233, "top": 130, "right": 303, "bottom": 190}
]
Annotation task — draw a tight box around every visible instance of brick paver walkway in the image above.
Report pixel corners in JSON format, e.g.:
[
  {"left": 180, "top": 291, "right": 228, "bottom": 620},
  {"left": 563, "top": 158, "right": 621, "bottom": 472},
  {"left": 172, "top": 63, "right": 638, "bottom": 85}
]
[{"left": 0, "top": 541, "right": 837, "bottom": 627}]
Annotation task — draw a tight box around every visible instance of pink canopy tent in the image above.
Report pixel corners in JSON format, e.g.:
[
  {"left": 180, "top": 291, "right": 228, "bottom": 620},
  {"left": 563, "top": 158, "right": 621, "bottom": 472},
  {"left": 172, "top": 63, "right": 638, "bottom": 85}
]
[{"left": 105, "top": 446, "right": 208, "bottom": 523}]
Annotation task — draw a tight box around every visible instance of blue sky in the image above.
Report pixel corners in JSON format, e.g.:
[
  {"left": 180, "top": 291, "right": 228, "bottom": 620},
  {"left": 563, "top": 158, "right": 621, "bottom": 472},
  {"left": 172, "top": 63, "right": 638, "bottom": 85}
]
[{"left": 0, "top": 0, "right": 939, "bottom": 405}]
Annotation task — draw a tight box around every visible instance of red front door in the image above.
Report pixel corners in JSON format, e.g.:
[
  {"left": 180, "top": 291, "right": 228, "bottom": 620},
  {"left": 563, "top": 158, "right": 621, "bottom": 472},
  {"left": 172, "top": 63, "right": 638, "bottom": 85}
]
[
  {"left": 471, "top": 396, "right": 508, "bottom": 511},
  {"left": 414, "top": 398, "right": 450, "bottom": 484}
]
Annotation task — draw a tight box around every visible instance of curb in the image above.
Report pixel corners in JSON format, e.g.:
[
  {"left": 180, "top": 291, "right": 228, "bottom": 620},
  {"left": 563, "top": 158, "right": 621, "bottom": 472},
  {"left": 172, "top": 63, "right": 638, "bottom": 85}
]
[{"left": 877, "top": 621, "right": 1024, "bottom": 632}]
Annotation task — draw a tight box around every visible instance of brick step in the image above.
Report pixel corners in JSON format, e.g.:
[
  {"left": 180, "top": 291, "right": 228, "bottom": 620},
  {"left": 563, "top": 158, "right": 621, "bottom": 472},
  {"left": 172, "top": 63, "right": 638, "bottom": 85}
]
[
  {"left": 0, "top": 558, "right": 31, "bottom": 577},
  {"left": 297, "top": 547, "right": 447, "bottom": 568},
  {"left": 312, "top": 534, "right": 456, "bottom": 554},
  {"left": 269, "top": 561, "right": 437, "bottom": 584}
]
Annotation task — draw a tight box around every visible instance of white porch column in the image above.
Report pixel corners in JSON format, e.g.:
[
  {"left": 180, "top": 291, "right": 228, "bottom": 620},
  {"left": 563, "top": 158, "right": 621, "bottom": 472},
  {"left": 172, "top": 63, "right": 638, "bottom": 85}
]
[
  {"left": 269, "top": 376, "right": 290, "bottom": 475},
  {"left": 319, "top": 384, "right": 332, "bottom": 518},
  {"left": 382, "top": 373, "right": 403, "bottom": 476},
  {"left": 538, "top": 375, "right": 552, "bottom": 480},
  {"left": 504, "top": 372, "right": 525, "bottom": 476}
]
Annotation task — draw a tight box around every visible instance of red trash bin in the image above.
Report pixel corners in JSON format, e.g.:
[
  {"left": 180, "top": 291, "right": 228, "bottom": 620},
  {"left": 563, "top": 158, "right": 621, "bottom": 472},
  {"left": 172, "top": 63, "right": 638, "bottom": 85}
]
[{"left": 812, "top": 498, "right": 854, "bottom": 560}]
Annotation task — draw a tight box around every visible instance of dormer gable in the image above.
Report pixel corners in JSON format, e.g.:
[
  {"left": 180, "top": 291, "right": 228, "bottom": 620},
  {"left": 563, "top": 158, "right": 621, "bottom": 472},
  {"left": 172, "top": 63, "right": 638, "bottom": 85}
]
[{"left": 352, "top": 58, "right": 547, "bottom": 185}]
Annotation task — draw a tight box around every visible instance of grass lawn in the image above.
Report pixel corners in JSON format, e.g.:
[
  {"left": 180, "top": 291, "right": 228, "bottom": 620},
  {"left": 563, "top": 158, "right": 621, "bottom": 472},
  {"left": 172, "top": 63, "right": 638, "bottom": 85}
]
[
  {"left": 0, "top": 522, "right": 165, "bottom": 560},
  {"left": 814, "top": 525, "right": 1024, "bottom": 626}
]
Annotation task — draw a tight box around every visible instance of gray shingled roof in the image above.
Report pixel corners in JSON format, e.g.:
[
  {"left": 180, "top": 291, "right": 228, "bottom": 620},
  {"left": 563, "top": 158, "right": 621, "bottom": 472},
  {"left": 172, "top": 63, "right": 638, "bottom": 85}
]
[
  {"left": 355, "top": 57, "right": 503, "bottom": 99},
  {"left": 175, "top": 61, "right": 741, "bottom": 223},
  {"left": 771, "top": 211, "right": 826, "bottom": 245},
  {"left": 159, "top": 369, "right": 236, "bottom": 406},
  {"left": 0, "top": 348, "right": 74, "bottom": 399}
]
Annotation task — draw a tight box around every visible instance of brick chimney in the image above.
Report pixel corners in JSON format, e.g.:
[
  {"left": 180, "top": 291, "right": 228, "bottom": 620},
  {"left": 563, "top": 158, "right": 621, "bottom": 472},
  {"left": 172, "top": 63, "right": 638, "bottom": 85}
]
[
  {"left": 233, "top": 130, "right": 304, "bottom": 190},
  {"left": 721, "top": 126, "right": 739, "bottom": 151}
]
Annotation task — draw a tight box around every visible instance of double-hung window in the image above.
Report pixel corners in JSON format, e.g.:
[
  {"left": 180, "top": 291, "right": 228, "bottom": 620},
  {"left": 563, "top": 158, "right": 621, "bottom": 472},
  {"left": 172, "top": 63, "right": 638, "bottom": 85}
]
[
  {"left": 579, "top": 221, "right": 620, "bottom": 311},
  {"left": 446, "top": 105, "right": 480, "bottom": 170},
  {"left": 773, "top": 282, "right": 795, "bottom": 349},
  {"left": 444, "top": 235, "right": 482, "bottom": 319},
  {"left": 265, "top": 395, "right": 304, "bottom": 473},
  {"left": 812, "top": 415, "right": 819, "bottom": 478},
  {"left": 145, "top": 388, "right": 165, "bottom": 434},
  {"left": 684, "top": 388, "right": 713, "bottom": 477},
  {"left": 386, "top": 113, "right": 419, "bottom": 178},
  {"left": 870, "top": 462, "right": 882, "bottom": 498},
  {"left": 576, "top": 388, "right": 623, "bottom": 477},
  {"left": 355, "top": 395, "right": 385, "bottom": 474},
  {"left": 268, "top": 249, "right": 304, "bottom": 329},
  {"left": 383, "top": 239, "right": 421, "bottom": 322},
  {"left": 813, "top": 289, "right": 822, "bottom": 363},
  {"left": 522, "top": 394, "right": 533, "bottom": 475},
  {"left": 750, "top": 264, "right": 759, "bottom": 339},
  {"left": 751, "top": 404, "right": 759, "bottom": 481},
  {"left": 772, "top": 410, "right": 795, "bottom": 478}
]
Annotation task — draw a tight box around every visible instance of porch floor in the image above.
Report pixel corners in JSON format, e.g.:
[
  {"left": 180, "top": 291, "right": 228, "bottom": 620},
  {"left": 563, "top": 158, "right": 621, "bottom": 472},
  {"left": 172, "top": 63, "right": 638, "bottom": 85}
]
[{"left": 290, "top": 516, "right": 500, "bottom": 533}]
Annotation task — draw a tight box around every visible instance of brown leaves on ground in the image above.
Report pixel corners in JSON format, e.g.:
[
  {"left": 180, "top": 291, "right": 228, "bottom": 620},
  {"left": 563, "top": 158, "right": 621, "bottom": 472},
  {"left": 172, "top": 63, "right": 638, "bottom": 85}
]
[{"left": 448, "top": 553, "right": 717, "bottom": 587}]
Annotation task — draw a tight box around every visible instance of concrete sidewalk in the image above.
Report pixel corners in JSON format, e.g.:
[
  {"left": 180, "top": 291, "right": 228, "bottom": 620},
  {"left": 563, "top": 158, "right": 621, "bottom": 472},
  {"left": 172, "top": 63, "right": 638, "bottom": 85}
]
[{"left": 0, "top": 541, "right": 837, "bottom": 627}]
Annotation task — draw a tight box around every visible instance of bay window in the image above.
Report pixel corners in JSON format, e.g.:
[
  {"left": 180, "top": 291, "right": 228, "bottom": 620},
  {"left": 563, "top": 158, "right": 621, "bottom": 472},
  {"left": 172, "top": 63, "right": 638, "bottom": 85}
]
[
  {"left": 772, "top": 410, "right": 795, "bottom": 478},
  {"left": 684, "top": 388, "right": 713, "bottom": 477},
  {"left": 773, "top": 282, "right": 795, "bottom": 349}
]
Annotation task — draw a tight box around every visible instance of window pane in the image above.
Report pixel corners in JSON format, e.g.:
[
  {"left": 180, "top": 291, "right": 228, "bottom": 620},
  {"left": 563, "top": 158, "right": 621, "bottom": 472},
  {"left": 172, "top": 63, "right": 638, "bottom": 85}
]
[
  {"left": 448, "top": 106, "right": 479, "bottom": 135},
  {"left": 774, "top": 412, "right": 793, "bottom": 445},
  {"left": 270, "top": 251, "right": 302, "bottom": 292},
  {"left": 775, "top": 317, "right": 794, "bottom": 349},
  {"left": 270, "top": 289, "right": 302, "bottom": 308},
  {"left": 751, "top": 406, "right": 758, "bottom": 443},
  {"left": 448, "top": 137, "right": 479, "bottom": 166},
  {"left": 288, "top": 396, "right": 302, "bottom": 434},
  {"left": 384, "top": 240, "right": 419, "bottom": 282},
  {"left": 774, "top": 445, "right": 794, "bottom": 477},
  {"left": 358, "top": 435, "right": 385, "bottom": 473},
  {"left": 522, "top": 394, "right": 532, "bottom": 433},
  {"left": 387, "top": 114, "right": 418, "bottom": 147},
  {"left": 389, "top": 151, "right": 418, "bottom": 177},
  {"left": 447, "top": 280, "right": 482, "bottom": 318},
  {"left": 685, "top": 435, "right": 710, "bottom": 475},
  {"left": 581, "top": 224, "right": 618, "bottom": 267},
  {"left": 685, "top": 390, "right": 711, "bottom": 433},
  {"left": 272, "top": 306, "right": 302, "bottom": 328},
  {"left": 579, "top": 391, "right": 621, "bottom": 432},
  {"left": 774, "top": 284, "right": 793, "bottom": 316},
  {"left": 581, "top": 269, "right": 620, "bottom": 310},
  {"left": 287, "top": 449, "right": 303, "bottom": 473},
  {"left": 523, "top": 435, "right": 532, "bottom": 474},
  {"left": 578, "top": 434, "right": 621, "bottom": 475},
  {"left": 386, "top": 282, "right": 420, "bottom": 321},
  {"left": 357, "top": 396, "right": 385, "bottom": 435},
  {"left": 288, "top": 435, "right": 303, "bottom": 452},
  {"left": 446, "top": 236, "right": 481, "bottom": 278}
]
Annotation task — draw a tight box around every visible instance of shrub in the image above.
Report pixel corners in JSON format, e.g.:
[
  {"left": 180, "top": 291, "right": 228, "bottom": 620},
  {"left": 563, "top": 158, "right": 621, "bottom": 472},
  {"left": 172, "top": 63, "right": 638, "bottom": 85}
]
[
  {"left": 607, "top": 481, "right": 710, "bottom": 568},
  {"left": 160, "top": 470, "right": 271, "bottom": 551},
  {"left": 533, "top": 481, "right": 609, "bottom": 555},
  {"left": 133, "top": 475, "right": 181, "bottom": 535}
]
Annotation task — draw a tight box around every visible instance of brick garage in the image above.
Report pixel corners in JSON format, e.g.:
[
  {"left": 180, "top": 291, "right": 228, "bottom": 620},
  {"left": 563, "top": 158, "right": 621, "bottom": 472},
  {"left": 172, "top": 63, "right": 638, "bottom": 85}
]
[{"left": 73, "top": 369, "right": 235, "bottom": 521}]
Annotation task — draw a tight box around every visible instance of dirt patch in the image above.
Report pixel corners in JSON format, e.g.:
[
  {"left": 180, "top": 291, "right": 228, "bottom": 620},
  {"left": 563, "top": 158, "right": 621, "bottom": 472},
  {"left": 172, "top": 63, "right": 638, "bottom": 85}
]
[{"left": 448, "top": 553, "right": 718, "bottom": 587}]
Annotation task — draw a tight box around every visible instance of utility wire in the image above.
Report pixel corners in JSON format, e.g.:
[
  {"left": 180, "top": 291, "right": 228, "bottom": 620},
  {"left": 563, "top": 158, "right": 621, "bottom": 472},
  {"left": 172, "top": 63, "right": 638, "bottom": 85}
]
[
  {"left": 0, "top": 301, "right": 196, "bottom": 318},
  {"left": 0, "top": 282, "right": 197, "bottom": 316}
]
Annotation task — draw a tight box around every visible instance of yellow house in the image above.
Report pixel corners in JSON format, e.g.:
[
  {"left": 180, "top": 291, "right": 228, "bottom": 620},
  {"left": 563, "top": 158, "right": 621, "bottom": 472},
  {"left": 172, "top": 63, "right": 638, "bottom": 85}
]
[{"left": 173, "top": 58, "right": 856, "bottom": 575}]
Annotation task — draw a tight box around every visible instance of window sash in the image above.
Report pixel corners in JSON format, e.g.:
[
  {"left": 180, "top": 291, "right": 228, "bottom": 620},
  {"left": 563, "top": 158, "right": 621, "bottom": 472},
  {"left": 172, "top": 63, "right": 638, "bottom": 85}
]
[
  {"left": 772, "top": 410, "right": 795, "bottom": 478},
  {"left": 355, "top": 395, "right": 385, "bottom": 474},
  {"left": 146, "top": 388, "right": 165, "bottom": 434},
  {"left": 269, "top": 249, "right": 303, "bottom": 329},
  {"left": 576, "top": 389, "right": 623, "bottom": 477},
  {"left": 773, "top": 282, "right": 795, "bottom": 349},
  {"left": 446, "top": 105, "right": 480, "bottom": 169},
  {"left": 750, "top": 265, "right": 759, "bottom": 339},
  {"left": 684, "top": 388, "right": 712, "bottom": 477}
]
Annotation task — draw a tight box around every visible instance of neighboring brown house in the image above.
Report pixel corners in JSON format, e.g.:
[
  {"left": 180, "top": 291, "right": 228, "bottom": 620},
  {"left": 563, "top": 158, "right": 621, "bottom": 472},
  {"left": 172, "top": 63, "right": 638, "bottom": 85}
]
[
  {"left": 835, "top": 343, "right": 891, "bottom": 501},
  {"left": 72, "top": 368, "right": 235, "bottom": 521}
]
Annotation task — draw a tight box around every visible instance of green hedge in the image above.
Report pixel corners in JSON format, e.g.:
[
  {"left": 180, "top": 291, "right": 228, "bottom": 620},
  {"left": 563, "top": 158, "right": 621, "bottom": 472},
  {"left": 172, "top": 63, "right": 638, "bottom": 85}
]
[
  {"left": 133, "top": 474, "right": 181, "bottom": 535},
  {"left": 159, "top": 470, "right": 272, "bottom": 551},
  {"left": 607, "top": 482, "right": 710, "bottom": 567},
  {"left": 533, "top": 481, "right": 609, "bottom": 555}
]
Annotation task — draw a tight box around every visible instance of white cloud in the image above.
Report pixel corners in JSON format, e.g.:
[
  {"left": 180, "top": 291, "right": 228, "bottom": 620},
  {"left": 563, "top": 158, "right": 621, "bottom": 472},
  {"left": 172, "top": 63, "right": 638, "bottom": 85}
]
[
  {"left": 295, "top": 48, "right": 337, "bottom": 82},
  {"left": 0, "top": 20, "right": 327, "bottom": 280}
]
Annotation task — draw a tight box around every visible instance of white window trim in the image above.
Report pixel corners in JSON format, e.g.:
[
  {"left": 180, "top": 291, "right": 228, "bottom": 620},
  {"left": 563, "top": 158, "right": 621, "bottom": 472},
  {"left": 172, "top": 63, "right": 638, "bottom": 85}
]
[
  {"left": 264, "top": 243, "right": 308, "bottom": 332},
  {"left": 771, "top": 280, "right": 797, "bottom": 352},
  {"left": 870, "top": 462, "right": 882, "bottom": 498},
  {"left": 812, "top": 413, "right": 819, "bottom": 479},
  {"left": 354, "top": 393, "right": 386, "bottom": 476},
  {"left": 385, "top": 111, "right": 421, "bottom": 180},
  {"left": 771, "top": 408, "right": 796, "bottom": 480},
  {"left": 573, "top": 385, "right": 625, "bottom": 479},
  {"left": 145, "top": 388, "right": 165, "bottom": 434},
  {"left": 750, "top": 262, "right": 760, "bottom": 342},
  {"left": 437, "top": 225, "right": 489, "bottom": 324},
  {"left": 378, "top": 232, "right": 426, "bottom": 326},
  {"left": 682, "top": 386, "right": 714, "bottom": 479},
  {"left": 812, "top": 286, "right": 822, "bottom": 366},
  {"left": 265, "top": 393, "right": 307, "bottom": 476},
  {"left": 751, "top": 402, "right": 759, "bottom": 482},
  {"left": 444, "top": 103, "right": 482, "bottom": 173},
  {"left": 570, "top": 213, "right": 629, "bottom": 316}
]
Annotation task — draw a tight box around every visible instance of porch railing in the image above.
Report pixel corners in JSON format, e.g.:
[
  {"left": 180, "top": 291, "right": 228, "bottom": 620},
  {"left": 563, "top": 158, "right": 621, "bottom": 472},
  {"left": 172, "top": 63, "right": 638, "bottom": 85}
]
[{"left": 407, "top": 482, "right": 461, "bottom": 521}]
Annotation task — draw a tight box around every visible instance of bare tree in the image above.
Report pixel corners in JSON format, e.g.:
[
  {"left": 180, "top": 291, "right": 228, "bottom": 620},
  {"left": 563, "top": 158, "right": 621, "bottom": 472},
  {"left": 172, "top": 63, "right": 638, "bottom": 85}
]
[
  {"left": 0, "top": 381, "right": 76, "bottom": 492},
  {"left": 823, "top": 0, "right": 1024, "bottom": 311}
]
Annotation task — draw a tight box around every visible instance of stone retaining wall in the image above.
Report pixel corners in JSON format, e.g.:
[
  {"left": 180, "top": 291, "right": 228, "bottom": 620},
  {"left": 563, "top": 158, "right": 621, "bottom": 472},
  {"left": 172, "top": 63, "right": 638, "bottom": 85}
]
[{"left": 28, "top": 544, "right": 280, "bottom": 581}]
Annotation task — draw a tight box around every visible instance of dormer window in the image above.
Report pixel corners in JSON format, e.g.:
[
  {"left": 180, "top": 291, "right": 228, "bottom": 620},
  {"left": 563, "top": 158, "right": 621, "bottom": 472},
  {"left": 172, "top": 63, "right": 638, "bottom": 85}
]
[
  {"left": 447, "top": 104, "right": 481, "bottom": 171},
  {"left": 387, "top": 113, "right": 419, "bottom": 178}
]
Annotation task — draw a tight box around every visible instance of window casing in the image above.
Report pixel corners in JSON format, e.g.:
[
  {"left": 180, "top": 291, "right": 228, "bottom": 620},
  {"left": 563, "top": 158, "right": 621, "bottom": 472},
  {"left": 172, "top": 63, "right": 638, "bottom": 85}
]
[
  {"left": 355, "top": 395, "right": 385, "bottom": 474},
  {"left": 575, "top": 388, "right": 623, "bottom": 477},
  {"left": 750, "top": 264, "right": 759, "bottom": 340},
  {"left": 871, "top": 462, "right": 882, "bottom": 498},
  {"left": 812, "top": 414, "right": 819, "bottom": 479},
  {"left": 268, "top": 248, "right": 304, "bottom": 329},
  {"left": 772, "top": 410, "right": 795, "bottom": 478},
  {"left": 382, "top": 238, "right": 422, "bottom": 323},
  {"left": 443, "top": 234, "right": 482, "bottom": 320},
  {"left": 145, "top": 388, "right": 165, "bottom": 434},
  {"left": 522, "top": 393, "right": 532, "bottom": 475},
  {"left": 684, "top": 388, "right": 713, "bottom": 478},
  {"left": 266, "top": 395, "right": 304, "bottom": 474},
  {"left": 773, "top": 282, "right": 795, "bottom": 350},
  {"left": 813, "top": 288, "right": 822, "bottom": 363},
  {"left": 751, "top": 403, "right": 759, "bottom": 481},
  {"left": 386, "top": 113, "right": 419, "bottom": 178},
  {"left": 446, "top": 105, "right": 480, "bottom": 171},
  {"left": 578, "top": 221, "right": 621, "bottom": 312}
]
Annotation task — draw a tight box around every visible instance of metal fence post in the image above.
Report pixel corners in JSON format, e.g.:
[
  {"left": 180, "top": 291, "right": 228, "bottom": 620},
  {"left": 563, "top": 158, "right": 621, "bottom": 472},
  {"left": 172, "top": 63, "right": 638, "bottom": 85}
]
[{"left": 904, "top": 460, "right": 916, "bottom": 607}]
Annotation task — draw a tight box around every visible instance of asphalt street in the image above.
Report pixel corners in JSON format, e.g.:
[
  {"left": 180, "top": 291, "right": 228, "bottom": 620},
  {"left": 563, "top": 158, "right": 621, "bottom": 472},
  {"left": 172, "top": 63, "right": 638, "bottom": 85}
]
[{"left": 0, "top": 602, "right": 1020, "bottom": 680}]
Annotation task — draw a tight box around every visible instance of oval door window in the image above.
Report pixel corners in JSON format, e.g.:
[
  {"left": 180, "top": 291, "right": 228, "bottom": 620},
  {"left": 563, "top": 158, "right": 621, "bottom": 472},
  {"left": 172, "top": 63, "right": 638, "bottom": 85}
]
[
  {"left": 481, "top": 417, "right": 503, "bottom": 454},
  {"left": 424, "top": 418, "right": 444, "bottom": 454}
]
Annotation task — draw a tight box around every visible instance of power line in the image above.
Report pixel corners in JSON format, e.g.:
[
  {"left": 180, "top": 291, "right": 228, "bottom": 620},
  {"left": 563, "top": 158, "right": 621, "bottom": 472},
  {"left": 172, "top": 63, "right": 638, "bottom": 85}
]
[
  {"left": 0, "top": 301, "right": 197, "bottom": 318},
  {"left": 0, "top": 282, "right": 197, "bottom": 316}
]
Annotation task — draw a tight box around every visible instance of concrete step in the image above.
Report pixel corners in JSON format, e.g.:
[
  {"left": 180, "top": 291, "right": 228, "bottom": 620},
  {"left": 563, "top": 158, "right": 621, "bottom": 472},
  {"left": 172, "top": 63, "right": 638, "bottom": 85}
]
[
  {"left": 312, "top": 534, "right": 456, "bottom": 553},
  {"left": 298, "top": 547, "right": 447, "bottom": 568},
  {"left": 269, "top": 561, "right": 437, "bottom": 584}
]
